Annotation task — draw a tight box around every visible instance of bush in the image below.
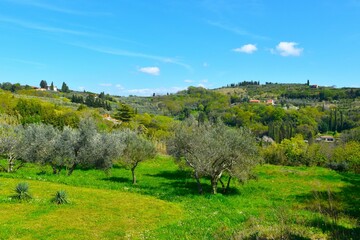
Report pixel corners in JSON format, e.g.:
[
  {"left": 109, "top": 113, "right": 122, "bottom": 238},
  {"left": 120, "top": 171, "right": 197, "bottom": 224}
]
[
  {"left": 52, "top": 190, "right": 69, "bottom": 205},
  {"left": 332, "top": 141, "right": 360, "bottom": 173},
  {"left": 13, "top": 182, "right": 32, "bottom": 201},
  {"left": 327, "top": 162, "right": 349, "bottom": 172}
]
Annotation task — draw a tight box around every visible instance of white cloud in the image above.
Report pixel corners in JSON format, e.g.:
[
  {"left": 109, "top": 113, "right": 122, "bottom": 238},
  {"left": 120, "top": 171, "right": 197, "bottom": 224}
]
[
  {"left": 138, "top": 66, "right": 160, "bottom": 76},
  {"left": 200, "top": 79, "right": 208, "bottom": 83},
  {"left": 233, "top": 44, "right": 257, "bottom": 54},
  {"left": 184, "top": 79, "right": 193, "bottom": 83},
  {"left": 272, "top": 42, "right": 303, "bottom": 57},
  {"left": 78, "top": 86, "right": 85, "bottom": 91}
]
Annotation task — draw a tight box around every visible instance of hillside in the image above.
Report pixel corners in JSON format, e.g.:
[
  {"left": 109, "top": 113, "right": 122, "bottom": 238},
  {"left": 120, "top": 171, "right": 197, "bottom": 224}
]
[{"left": 1, "top": 81, "right": 360, "bottom": 239}]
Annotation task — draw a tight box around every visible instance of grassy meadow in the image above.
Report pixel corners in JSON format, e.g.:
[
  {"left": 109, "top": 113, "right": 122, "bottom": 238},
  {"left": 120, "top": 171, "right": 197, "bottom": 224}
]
[{"left": 0, "top": 156, "right": 359, "bottom": 239}]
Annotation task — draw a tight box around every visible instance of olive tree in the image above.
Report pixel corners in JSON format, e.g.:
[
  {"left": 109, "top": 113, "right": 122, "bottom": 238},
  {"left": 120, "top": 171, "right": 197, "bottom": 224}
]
[
  {"left": 120, "top": 130, "right": 156, "bottom": 184},
  {"left": 0, "top": 124, "right": 24, "bottom": 172},
  {"left": 68, "top": 119, "right": 125, "bottom": 175},
  {"left": 53, "top": 126, "right": 78, "bottom": 174},
  {"left": 20, "top": 123, "right": 60, "bottom": 173},
  {"left": 83, "top": 130, "right": 126, "bottom": 171},
  {"left": 167, "top": 120, "right": 259, "bottom": 194},
  {"left": 19, "top": 119, "right": 126, "bottom": 175}
]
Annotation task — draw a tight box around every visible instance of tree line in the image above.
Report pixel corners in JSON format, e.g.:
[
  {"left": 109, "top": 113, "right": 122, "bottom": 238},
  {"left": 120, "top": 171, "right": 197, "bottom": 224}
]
[
  {"left": 0, "top": 117, "right": 261, "bottom": 194},
  {"left": 71, "top": 94, "right": 112, "bottom": 111},
  {"left": 0, "top": 119, "right": 155, "bottom": 184}
]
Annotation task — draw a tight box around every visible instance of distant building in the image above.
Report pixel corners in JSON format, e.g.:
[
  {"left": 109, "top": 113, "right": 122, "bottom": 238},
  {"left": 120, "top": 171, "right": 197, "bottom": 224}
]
[
  {"left": 36, "top": 88, "right": 47, "bottom": 91},
  {"left": 262, "top": 136, "right": 275, "bottom": 145},
  {"left": 310, "top": 85, "right": 318, "bottom": 89},
  {"left": 103, "top": 114, "right": 120, "bottom": 124},
  {"left": 47, "top": 86, "right": 58, "bottom": 91},
  {"left": 266, "top": 99, "right": 275, "bottom": 105},
  {"left": 315, "top": 135, "right": 335, "bottom": 143},
  {"left": 249, "top": 99, "right": 261, "bottom": 103}
]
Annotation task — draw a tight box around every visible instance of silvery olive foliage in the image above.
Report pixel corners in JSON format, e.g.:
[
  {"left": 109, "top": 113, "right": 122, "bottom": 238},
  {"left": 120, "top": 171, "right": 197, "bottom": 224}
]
[
  {"left": 168, "top": 119, "right": 260, "bottom": 194},
  {"left": 0, "top": 124, "right": 24, "bottom": 172}
]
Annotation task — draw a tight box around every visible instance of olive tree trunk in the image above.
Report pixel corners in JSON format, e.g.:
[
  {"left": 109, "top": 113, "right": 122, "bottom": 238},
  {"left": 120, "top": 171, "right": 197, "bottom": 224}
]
[
  {"left": 7, "top": 155, "right": 16, "bottom": 173},
  {"left": 67, "top": 163, "right": 77, "bottom": 176},
  {"left": 131, "top": 167, "right": 137, "bottom": 184},
  {"left": 194, "top": 171, "right": 203, "bottom": 194}
]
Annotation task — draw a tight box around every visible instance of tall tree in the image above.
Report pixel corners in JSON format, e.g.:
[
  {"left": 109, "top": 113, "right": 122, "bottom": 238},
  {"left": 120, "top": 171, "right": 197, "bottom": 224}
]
[
  {"left": 50, "top": 82, "right": 54, "bottom": 91},
  {"left": 61, "top": 82, "right": 70, "bottom": 93},
  {"left": 40, "top": 80, "right": 48, "bottom": 89},
  {"left": 113, "top": 104, "right": 134, "bottom": 122}
]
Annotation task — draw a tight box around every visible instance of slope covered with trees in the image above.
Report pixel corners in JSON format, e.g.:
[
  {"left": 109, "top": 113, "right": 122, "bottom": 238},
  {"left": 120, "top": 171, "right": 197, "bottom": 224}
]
[{"left": 0, "top": 81, "right": 359, "bottom": 238}]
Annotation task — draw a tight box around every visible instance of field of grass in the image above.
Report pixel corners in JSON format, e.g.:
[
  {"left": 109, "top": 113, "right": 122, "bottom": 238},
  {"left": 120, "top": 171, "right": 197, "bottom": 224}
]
[{"left": 0, "top": 156, "right": 359, "bottom": 239}]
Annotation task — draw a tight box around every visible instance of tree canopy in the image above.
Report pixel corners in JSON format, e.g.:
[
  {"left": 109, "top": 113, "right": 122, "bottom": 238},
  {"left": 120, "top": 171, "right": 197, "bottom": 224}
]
[{"left": 167, "top": 119, "right": 260, "bottom": 194}]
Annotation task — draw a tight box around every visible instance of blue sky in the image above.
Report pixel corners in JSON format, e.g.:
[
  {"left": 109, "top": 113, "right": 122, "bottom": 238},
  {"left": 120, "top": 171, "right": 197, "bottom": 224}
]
[{"left": 0, "top": 0, "right": 359, "bottom": 96}]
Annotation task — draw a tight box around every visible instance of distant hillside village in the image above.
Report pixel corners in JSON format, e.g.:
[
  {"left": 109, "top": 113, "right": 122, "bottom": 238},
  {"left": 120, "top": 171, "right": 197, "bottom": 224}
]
[
  {"left": 0, "top": 80, "right": 69, "bottom": 93},
  {"left": 37, "top": 80, "right": 68, "bottom": 92}
]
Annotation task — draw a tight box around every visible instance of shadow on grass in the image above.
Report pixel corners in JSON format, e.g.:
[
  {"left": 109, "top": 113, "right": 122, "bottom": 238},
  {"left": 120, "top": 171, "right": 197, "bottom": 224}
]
[
  {"left": 295, "top": 171, "right": 360, "bottom": 239},
  {"left": 144, "top": 170, "right": 242, "bottom": 197},
  {"left": 339, "top": 172, "right": 360, "bottom": 218},
  {"left": 36, "top": 171, "right": 47, "bottom": 176},
  {"left": 145, "top": 170, "right": 191, "bottom": 180},
  {"left": 100, "top": 168, "right": 243, "bottom": 200},
  {"left": 308, "top": 217, "right": 360, "bottom": 240},
  {"left": 242, "top": 233, "right": 310, "bottom": 240},
  {"left": 102, "top": 176, "right": 129, "bottom": 183}
]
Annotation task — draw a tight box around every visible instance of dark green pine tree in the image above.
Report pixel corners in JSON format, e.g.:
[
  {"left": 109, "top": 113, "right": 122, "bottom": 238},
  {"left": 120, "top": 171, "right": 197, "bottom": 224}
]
[
  {"left": 50, "top": 82, "right": 54, "bottom": 91},
  {"left": 61, "top": 82, "right": 70, "bottom": 93},
  {"left": 40, "top": 80, "right": 48, "bottom": 89},
  {"left": 113, "top": 104, "right": 134, "bottom": 122}
]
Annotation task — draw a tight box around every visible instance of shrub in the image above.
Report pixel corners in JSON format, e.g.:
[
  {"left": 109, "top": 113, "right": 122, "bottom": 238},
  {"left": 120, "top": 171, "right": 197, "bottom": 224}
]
[
  {"left": 13, "top": 182, "right": 32, "bottom": 201},
  {"left": 327, "top": 162, "right": 349, "bottom": 172},
  {"left": 52, "top": 190, "right": 69, "bottom": 205},
  {"left": 332, "top": 141, "right": 360, "bottom": 173}
]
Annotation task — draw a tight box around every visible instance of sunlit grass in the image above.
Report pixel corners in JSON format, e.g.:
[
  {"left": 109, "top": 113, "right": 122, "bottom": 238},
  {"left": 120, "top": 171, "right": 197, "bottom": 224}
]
[
  {"left": 0, "top": 177, "right": 183, "bottom": 239},
  {"left": 0, "top": 156, "right": 359, "bottom": 239}
]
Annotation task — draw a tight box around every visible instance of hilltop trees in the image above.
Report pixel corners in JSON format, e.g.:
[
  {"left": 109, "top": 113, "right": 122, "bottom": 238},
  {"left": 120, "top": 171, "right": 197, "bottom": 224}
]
[
  {"left": 71, "top": 94, "right": 112, "bottom": 111},
  {"left": 167, "top": 119, "right": 260, "bottom": 194},
  {"left": 61, "top": 82, "right": 70, "bottom": 93},
  {"left": 40, "top": 80, "right": 48, "bottom": 89},
  {"left": 50, "top": 82, "right": 54, "bottom": 91}
]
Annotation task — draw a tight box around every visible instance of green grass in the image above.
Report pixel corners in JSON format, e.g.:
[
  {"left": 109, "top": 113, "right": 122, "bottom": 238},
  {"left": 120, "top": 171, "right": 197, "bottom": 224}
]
[{"left": 0, "top": 156, "right": 359, "bottom": 239}]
